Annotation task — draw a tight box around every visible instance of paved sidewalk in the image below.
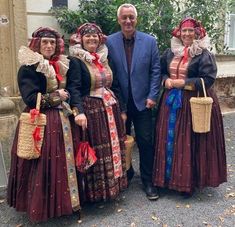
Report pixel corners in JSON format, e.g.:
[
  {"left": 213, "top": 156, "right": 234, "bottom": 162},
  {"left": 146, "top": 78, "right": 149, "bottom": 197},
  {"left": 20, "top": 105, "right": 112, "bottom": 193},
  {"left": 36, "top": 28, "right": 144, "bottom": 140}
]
[{"left": 0, "top": 113, "right": 235, "bottom": 227}]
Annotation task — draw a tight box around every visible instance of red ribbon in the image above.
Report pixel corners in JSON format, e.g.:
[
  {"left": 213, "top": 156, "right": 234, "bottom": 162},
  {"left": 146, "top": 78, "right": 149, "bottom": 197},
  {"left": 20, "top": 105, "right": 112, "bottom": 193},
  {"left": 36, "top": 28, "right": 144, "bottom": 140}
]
[
  {"left": 90, "top": 52, "right": 104, "bottom": 72},
  {"left": 30, "top": 108, "right": 40, "bottom": 123},
  {"left": 182, "top": 47, "right": 188, "bottom": 64},
  {"left": 30, "top": 108, "right": 42, "bottom": 154},
  {"left": 49, "top": 59, "right": 63, "bottom": 81},
  {"left": 33, "top": 126, "right": 41, "bottom": 154}
]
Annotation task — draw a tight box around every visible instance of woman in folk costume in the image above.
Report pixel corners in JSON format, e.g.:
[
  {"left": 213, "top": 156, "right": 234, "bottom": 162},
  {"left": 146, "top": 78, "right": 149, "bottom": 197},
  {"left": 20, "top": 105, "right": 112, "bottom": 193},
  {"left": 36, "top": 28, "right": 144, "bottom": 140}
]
[
  {"left": 7, "top": 27, "right": 81, "bottom": 222},
  {"left": 67, "top": 23, "right": 127, "bottom": 203},
  {"left": 152, "top": 18, "right": 227, "bottom": 196}
]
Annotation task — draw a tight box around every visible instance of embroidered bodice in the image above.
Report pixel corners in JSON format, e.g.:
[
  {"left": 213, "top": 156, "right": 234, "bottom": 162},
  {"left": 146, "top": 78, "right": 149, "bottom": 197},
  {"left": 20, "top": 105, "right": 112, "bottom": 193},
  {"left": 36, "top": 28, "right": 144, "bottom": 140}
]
[
  {"left": 169, "top": 34, "right": 211, "bottom": 81},
  {"left": 70, "top": 44, "right": 114, "bottom": 100},
  {"left": 169, "top": 56, "right": 191, "bottom": 80}
]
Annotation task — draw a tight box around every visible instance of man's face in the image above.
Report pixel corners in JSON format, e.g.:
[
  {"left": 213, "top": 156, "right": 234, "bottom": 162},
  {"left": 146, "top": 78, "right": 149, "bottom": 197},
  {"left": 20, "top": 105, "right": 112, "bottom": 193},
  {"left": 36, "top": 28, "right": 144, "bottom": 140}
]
[{"left": 118, "top": 7, "right": 137, "bottom": 35}]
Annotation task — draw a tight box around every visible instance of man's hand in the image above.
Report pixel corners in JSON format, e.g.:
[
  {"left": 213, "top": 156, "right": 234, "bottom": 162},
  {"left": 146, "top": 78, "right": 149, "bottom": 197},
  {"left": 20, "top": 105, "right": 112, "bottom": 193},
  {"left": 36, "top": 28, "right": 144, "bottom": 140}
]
[
  {"left": 121, "top": 112, "right": 127, "bottom": 124},
  {"left": 74, "top": 113, "right": 87, "bottom": 130},
  {"left": 146, "top": 99, "right": 156, "bottom": 109}
]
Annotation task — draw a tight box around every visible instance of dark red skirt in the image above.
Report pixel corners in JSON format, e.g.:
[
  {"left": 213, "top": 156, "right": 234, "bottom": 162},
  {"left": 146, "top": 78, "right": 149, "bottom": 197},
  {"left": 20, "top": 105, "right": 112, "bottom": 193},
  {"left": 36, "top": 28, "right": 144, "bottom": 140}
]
[
  {"left": 153, "top": 88, "right": 227, "bottom": 193},
  {"left": 71, "top": 96, "right": 127, "bottom": 203},
  {"left": 7, "top": 108, "right": 75, "bottom": 222}
]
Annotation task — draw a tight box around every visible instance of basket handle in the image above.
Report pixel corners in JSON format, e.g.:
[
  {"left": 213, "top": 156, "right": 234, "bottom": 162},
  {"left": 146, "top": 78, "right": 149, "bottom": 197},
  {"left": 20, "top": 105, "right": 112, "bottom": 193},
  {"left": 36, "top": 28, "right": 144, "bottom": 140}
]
[
  {"left": 200, "top": 78, "right": 207, "bottom": 98},
  {"left": 36, "top": 92, "right": 42, "bottom": 111}
]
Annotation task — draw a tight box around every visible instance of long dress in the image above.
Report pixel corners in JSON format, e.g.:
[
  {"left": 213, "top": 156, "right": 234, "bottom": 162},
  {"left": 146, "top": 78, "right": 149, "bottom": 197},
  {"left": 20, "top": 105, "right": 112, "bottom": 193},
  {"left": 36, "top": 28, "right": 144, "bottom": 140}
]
[
  {"left": 152, "top": 48, "right": 227, "bottom": 193},
  {"left": 7, "top": 47, "right": 81, "bottom": 222},
  {"left": 68, "top": 44, "right": 127, "bottom": 203}
]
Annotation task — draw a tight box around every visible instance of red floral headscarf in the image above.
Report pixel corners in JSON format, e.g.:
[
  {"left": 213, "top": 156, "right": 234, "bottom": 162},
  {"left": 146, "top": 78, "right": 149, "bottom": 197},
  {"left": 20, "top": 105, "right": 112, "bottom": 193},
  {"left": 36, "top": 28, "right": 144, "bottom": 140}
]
[
  {"left": 28, "top": 27, "right": 64, "bottom": 59},
  {"left": 172, "top": 17, "right": 207, "bottom": 40},
  {"left": 69, "top": 23, "right": 106, "bottom": 47}
]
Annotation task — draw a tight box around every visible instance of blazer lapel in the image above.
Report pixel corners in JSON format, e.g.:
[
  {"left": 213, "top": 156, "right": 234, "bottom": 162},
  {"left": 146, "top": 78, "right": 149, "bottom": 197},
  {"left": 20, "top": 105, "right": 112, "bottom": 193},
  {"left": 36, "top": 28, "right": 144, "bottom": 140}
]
[
  {"left": 116, "top": 32, "right": 128, "bottom": 73},
  {"left": 131, "top": 32, "right": 142, "bottom": 75}
]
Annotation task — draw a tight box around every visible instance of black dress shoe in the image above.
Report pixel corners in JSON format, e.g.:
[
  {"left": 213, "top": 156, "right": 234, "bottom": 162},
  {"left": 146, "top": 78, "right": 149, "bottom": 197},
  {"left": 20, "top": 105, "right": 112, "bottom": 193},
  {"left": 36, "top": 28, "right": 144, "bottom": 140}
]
[
  {"left": 143, "top": 183, "right": 159, "bottom": 200},
  {"left": 127, "top": 165, "right": 135, "bottom": 186}
]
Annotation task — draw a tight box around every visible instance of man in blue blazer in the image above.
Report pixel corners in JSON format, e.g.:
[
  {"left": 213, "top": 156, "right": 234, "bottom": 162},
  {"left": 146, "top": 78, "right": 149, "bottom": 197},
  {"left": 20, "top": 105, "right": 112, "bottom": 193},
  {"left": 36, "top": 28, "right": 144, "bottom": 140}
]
[{"left": 106, "top": 3, "right": 161, "bottom": 200}]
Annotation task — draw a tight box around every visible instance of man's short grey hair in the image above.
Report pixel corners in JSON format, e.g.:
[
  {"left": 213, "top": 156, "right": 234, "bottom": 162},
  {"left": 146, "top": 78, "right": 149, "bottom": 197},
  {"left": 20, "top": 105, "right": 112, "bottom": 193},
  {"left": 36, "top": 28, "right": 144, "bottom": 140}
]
[{"left": 117, "top": 3, "right": 138, "bottom": 18}]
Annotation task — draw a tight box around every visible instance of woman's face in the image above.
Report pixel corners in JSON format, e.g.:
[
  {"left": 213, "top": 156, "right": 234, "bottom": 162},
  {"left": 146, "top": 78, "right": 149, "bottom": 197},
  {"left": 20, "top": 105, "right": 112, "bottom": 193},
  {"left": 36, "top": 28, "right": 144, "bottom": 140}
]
[
  {"left": 40, "top": 37, "right": 56, "bottom": 59},
  {"left": 82, "top": 33, "right": 100, "bottom": 53},
  {"left": 180, "top": 27, "right": 196, "bottom": 46}
]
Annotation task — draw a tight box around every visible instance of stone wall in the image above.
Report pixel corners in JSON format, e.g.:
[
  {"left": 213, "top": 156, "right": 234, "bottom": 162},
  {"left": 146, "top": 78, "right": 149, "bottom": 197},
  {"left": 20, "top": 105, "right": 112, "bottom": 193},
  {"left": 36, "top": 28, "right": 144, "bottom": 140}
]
[{"left": 214, "top": 55, "right": 235, "bottom": 112}]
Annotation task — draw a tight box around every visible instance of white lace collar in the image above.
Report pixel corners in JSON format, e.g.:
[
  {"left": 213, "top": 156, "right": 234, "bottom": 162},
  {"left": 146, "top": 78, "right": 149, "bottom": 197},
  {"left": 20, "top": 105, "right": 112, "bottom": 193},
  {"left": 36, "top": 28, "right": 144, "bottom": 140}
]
[
  {"left": 171, "top": 35, "right": 211, "bottom": 58},
  {"left": 18, "top": 46, "right": 69, "bottom": 78},
  {"left": 69, "top": 43, "right": 108, "bottom": 64}
]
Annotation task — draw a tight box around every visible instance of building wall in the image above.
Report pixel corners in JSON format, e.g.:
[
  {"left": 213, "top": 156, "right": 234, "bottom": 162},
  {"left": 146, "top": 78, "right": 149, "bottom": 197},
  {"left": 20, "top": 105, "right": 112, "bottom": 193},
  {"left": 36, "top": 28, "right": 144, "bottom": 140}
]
[
  {"left": 0, "top": 0, "right": 27, "bottom": 95},
  {"left": 26, "top": 0, "right": 78, "bottom": 41}
]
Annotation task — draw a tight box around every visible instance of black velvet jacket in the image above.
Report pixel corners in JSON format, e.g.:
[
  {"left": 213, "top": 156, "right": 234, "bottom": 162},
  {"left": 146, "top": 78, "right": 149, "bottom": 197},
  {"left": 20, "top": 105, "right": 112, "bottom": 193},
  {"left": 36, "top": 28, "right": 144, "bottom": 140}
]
[
  {"left": 161, "top": 48, "right": 217, "bottom": 91},
  {"left": 18, "top": 57, "right": 80, "bottom": 109},
  {"left": 66, "top": 57, "right": 125, "bottom": 114}
]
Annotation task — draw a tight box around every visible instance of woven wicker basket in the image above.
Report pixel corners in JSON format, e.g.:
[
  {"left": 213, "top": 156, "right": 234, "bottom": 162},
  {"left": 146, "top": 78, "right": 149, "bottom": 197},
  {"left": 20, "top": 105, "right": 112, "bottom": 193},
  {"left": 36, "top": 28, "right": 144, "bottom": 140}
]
[
  {"left": 17, "top": 93, "right": 46, "bottom": 159},
  {"left": 124, "top": 135, "right": 135, "bottom": 170},
  {"left": 190, "top": 78, "right": 213, "bottom": 133}
]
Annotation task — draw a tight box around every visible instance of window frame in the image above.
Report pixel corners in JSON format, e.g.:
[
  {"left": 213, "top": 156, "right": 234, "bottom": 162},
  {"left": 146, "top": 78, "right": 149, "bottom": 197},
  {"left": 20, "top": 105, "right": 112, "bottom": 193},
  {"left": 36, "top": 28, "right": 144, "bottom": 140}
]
[
  {"left": 225, "top": 13, "right": 235, "bottom": 51},
  {"left": 52, "top": 0, "right": 68, "bottom": 7}
]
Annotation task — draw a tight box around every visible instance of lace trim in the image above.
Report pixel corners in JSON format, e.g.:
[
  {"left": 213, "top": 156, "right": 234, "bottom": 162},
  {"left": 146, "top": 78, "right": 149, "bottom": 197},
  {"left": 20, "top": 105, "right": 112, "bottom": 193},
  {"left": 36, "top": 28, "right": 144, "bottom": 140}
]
[
  {"left": 69, "top": 44, "right": 108, "bottom": 64},
  {"left": 18, "top": 46, "right": 70, "bottom": 78},
  {"left": 171, "top": 35, "right": 211, "bottom": 58}
]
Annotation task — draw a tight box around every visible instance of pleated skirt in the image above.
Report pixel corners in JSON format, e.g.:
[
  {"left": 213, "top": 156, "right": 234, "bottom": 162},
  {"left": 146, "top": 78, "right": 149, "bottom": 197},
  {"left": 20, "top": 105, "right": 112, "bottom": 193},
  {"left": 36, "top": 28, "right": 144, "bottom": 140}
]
[
  {"left": 7, "top": 108, "right": 76, "bottom": 222},
  {"left": 71, "top": 96, "right": 127, "bottom": 203},
  {"left": 153, "top": 88, "right": 227, "bottom": 193}
]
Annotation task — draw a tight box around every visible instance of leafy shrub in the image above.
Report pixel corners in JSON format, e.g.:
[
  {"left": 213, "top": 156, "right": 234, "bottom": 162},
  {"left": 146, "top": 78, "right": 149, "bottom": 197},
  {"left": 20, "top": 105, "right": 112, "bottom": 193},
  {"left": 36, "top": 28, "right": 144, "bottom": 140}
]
[{"left": 51, "top": 0, "right": 231, "bottom": 53}]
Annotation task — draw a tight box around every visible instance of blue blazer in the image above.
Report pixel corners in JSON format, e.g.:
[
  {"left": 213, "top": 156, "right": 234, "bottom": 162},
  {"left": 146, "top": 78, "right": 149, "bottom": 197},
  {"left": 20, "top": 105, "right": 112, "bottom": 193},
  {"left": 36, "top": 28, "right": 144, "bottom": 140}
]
[{"left": 106, "top": 31, "right": 161, "bottom": 111}]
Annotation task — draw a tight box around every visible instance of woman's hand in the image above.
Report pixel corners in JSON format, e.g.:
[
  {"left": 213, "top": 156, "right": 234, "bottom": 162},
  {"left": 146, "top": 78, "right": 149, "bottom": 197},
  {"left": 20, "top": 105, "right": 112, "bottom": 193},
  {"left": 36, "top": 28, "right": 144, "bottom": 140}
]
[
  {"left": 74, "top": 113, "right": 87, "bottom": 130},
  {"left": 165, "top": 78, "right": 174, "bottom": 89},
  {"left": 56, "top": 89, "right": 69, "bottom": 101},
  {"left": 172, "top": 79, "right": 185, "bottom": 88}
]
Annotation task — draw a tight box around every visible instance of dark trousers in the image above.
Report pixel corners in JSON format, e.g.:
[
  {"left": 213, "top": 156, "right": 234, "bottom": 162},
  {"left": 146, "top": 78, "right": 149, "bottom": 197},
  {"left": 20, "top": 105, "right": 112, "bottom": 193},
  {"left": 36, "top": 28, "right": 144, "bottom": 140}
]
[{"left": 126, "top": 97, "right": 154, "bottom": 184}]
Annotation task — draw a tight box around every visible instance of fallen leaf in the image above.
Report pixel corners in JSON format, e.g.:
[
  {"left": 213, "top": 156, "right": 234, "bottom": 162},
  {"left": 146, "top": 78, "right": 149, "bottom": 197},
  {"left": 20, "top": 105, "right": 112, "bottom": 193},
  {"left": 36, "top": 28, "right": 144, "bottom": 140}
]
[
  {"left": 152, "top": 215, "right": 158, "bottom": 221},
  {"left": 117, "top": 208, "right": 122, "bottom": 213},
  {"left": 185, "top": 204, "right": 191, "bottom": 208},
  {"left": 225, "top": 192, "right": 235, "bottom": 198},
  {"left": 0, "top": 199, "right": 5, "bottom": 204},
  {"left": 16, "top": 224, "right": 23, "bottom": 227},
  {"left": 176, "top": 204, "right": 181, "bottom": 208},
  {"left": 219, "top": 216, "right": 224, "bottom": 222}
]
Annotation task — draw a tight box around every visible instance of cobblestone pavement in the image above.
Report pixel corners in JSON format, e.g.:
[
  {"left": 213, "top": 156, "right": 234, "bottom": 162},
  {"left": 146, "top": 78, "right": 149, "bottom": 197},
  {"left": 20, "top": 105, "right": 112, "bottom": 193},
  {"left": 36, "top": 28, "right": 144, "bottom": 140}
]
[{"left": 0, "top": 113, "right": 234, "bottom": 227}]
